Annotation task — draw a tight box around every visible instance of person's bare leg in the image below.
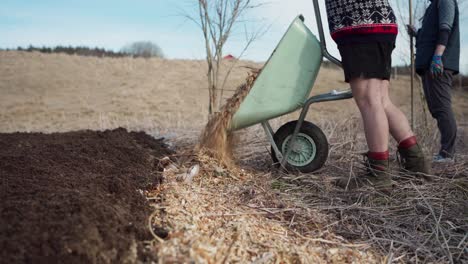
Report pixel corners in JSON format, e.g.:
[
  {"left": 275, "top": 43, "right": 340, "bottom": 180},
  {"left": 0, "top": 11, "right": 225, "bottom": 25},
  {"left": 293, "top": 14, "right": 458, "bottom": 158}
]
[
  {"left": 350, "top": 78, "right": 389, "bottom": 152},
  {"left": 335, "top": 77, "right": 393, "bottom": 189},
  {"left": 381, "top": 80, "right": 429, "bottom": 174},
  {"left": 380, "top": 80, "right": 414, "bottom": 142}
]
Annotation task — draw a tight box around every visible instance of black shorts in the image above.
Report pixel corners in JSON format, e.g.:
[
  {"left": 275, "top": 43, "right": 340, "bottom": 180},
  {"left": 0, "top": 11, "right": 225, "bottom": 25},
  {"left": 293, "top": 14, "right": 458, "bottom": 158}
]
[{"left": 338, "top": 42, "right": 395, "bottom": 83}]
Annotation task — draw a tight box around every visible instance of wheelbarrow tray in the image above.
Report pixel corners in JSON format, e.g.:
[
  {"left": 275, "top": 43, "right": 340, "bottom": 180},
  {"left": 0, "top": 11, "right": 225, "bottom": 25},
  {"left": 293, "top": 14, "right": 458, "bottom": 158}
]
[{"left": 229, "top": 16, "right": 323, "bottom": 131}]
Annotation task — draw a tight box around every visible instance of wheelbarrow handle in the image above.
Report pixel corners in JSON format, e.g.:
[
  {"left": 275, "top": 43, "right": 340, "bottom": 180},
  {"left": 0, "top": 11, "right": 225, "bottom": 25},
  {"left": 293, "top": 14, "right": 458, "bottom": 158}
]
[{"left": 311, "top": 0, "right": 342, "bottom": 68}]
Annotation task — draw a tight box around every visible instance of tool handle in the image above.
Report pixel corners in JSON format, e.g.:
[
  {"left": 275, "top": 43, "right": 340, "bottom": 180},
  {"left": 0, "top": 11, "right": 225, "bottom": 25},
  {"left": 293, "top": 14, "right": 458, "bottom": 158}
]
[{"left": 312, "top": 0, "right": 341, "bottom": 67}]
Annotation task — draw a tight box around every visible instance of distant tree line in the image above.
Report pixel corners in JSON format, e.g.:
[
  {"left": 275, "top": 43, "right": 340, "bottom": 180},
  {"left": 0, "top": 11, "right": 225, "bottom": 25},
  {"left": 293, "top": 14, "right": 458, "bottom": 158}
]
[
  {"left": 9, "top": 45, "right": 129, "bottom": 58},
  {"left": 1, "top": 41, "right": 164, "bottom": 59}
]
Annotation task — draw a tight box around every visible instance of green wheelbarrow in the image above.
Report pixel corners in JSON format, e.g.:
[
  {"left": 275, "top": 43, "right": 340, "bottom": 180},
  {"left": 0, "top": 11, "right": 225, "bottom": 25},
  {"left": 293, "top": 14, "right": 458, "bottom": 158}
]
[{"left": 228, "top": 0, "right": 353, "bottom": 173}]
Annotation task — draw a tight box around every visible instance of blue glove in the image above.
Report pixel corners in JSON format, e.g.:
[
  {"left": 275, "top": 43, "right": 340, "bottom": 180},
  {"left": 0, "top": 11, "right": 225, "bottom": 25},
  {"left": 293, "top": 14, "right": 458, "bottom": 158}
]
[{"left": 430, "top": 55, "right": 443, "bottom": 78}]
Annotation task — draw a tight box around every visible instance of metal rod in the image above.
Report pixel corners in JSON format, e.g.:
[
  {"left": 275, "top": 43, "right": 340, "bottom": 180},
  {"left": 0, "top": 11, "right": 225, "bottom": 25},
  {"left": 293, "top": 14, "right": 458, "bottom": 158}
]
[
  {"left": 304, "top": 90, "right": 353, "bottom": 105},
  {"left": 409, "top": 0, "right": 415, "bottom": 130},
  {"left": 261, "top": 122, "right": 283, "bottom": 161},
  {"left": 312, "top": 0, "right": 342, "bottom": 68}
]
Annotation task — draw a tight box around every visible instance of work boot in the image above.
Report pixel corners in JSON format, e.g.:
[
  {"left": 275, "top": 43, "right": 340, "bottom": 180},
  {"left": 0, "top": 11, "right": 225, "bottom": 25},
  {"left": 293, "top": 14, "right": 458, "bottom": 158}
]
[
  {"left": 397, "top": 143, "right": 430, "bottom": 176},
  {"left": 336, "top": 154, "right": 392, "bottom": 191}
]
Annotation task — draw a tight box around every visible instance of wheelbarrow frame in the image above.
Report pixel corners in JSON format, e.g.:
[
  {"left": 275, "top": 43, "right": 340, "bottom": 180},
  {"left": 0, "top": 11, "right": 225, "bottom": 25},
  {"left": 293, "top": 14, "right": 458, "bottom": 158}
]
[{"left": 263, "top": 0, "right": 353, "bottom": 170}]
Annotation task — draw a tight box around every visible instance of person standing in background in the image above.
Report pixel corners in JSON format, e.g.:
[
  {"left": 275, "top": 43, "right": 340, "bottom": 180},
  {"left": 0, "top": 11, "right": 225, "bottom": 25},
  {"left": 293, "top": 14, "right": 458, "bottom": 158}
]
[
  {"left": 325, "top": 0, "right": 430, "bottom": 190},
  {"left": 408, "top": 0, "right": 460, "bottom": 162}
]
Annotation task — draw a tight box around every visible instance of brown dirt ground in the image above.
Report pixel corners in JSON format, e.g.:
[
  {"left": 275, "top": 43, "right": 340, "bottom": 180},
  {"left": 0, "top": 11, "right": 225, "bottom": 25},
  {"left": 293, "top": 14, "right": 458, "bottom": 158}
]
[{"left": 0, "top": 128, "right": 172, "bottom": 263}]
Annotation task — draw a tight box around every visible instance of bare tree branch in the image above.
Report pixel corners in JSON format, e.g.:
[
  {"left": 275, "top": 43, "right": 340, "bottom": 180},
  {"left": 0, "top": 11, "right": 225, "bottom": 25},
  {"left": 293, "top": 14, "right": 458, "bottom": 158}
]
[
  {"left": 218, "top": 22, "right": 270, "bottom": 107},
  {"left": 184, "top": 0, "right": 265, "bottom": 115}
]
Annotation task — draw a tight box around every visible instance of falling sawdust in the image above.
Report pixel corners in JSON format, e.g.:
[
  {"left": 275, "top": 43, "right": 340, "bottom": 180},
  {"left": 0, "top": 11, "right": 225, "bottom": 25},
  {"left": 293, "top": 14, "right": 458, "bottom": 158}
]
[{"left": 198, "top": 69, "right": 260, "bottom": 164}]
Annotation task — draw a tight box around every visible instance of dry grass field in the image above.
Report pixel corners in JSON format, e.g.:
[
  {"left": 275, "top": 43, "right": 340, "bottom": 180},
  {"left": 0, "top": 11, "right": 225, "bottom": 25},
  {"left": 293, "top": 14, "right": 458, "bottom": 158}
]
[
  {"left": 1, "top": 51, "right": 467, "bottom": 263},
  {"left": 1, "top": 51, "right": 467, "bottom": 142}
]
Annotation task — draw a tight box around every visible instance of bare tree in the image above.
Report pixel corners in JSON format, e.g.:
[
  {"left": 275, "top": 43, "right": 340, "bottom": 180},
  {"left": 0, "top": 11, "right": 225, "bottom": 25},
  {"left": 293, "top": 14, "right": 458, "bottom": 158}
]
[
  {"left": 121, "top": 41, "right": 164, "bottom": 58},
  {"left": 190, "top": 0, "right": 264, "bottom": 115}
]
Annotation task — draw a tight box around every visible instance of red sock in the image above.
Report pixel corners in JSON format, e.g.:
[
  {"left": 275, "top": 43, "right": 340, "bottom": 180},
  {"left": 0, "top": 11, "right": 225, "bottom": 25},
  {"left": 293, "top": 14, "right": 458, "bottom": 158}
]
[
  {"left": 368, "top": 150, "right": 389, "bottom": 160},
  {"left": 399, "top": 136, "right": 417, "bottom": 149}
]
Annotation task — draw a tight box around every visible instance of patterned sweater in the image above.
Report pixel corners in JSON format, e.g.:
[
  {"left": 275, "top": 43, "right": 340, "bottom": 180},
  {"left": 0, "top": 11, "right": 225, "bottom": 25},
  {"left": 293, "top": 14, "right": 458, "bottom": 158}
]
[{"left": 325, "top": 0, "right": 398, "bottom": 45}]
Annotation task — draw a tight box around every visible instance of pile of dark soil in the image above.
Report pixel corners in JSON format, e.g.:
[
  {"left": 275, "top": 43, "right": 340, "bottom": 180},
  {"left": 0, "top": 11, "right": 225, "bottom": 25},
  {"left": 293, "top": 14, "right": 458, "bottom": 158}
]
[{"left": 0, "top": 128, "right": 172, "bottom": 263}]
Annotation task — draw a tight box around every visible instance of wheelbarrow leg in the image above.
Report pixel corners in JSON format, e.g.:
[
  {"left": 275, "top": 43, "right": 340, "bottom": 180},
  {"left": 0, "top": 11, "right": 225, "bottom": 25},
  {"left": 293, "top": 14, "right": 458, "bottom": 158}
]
[
  {"left": 280, "top": 104, "right": 313, "bottom": 170},
  {"left": 261, "top": 122, "right": 283, "bottom": 161}
]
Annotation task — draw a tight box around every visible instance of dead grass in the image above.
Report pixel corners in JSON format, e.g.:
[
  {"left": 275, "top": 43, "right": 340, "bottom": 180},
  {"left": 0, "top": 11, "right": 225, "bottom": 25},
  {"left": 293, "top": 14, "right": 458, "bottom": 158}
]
[
  {"left": 145, "top": 113, "right": 468, "bottom": 263},
  {"left": 146, "top": 106, "right": 467, "bottom": 263},
  {"left": 256, "top": 116, "right": 468, "bottom": 263},
  {"left": 144, "top": 153, "right": 380, "bottom": 263}
]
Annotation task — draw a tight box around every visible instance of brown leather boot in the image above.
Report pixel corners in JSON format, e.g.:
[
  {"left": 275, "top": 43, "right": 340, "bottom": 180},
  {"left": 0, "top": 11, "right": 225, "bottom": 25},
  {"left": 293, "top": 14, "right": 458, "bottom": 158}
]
[
  {"left": 336, "top": 155, "right": 392, "bottom": 191},
  {"left": 398, "top": 143, "right": 430, "bottom": 176}
]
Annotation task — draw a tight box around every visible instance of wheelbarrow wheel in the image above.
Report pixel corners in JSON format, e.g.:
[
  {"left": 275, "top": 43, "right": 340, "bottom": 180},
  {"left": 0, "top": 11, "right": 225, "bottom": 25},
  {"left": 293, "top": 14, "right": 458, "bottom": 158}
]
[{"left": 271, "top": 121, "right": 328, "bottom": 173}]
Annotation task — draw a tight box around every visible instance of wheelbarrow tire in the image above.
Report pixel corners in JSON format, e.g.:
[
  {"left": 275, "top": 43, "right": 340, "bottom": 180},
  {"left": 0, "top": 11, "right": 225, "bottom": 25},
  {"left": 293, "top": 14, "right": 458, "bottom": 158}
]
[{"left": 271, "top": 121, "right": 328, "bottom": 173}]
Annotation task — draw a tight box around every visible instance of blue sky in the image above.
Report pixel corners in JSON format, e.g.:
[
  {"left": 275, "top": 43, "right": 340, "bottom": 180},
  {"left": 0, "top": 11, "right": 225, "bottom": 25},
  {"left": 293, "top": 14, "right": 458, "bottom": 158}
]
[{"left": 1, "top": 0, "right": 467, "bottom": 73}]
